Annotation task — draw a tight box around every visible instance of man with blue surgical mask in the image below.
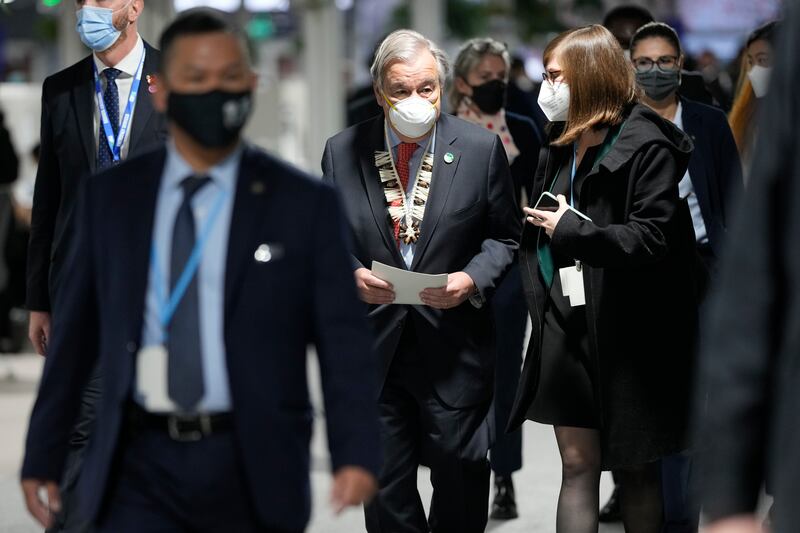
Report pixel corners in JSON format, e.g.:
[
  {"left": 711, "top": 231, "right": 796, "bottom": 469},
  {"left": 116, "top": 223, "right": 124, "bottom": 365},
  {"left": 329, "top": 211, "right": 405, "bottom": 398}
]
[{"left": 26, "top": 1, "right": 166, "bottom": 531}]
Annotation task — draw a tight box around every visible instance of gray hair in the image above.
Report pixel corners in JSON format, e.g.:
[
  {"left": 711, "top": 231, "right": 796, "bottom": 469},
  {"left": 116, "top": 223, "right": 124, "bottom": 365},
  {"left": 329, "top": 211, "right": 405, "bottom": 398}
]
[
  {"left": 449, "top": 37, "right": 510, "bottom": 111},
  {"left": 370, "top": 29, "right": 451, "bottom": 93}
]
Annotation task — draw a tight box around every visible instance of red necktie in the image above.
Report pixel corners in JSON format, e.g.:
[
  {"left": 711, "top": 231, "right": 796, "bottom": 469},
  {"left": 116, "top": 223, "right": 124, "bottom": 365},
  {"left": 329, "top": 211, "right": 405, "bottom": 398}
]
[{"left": 393, "top": 142, "right": 419, "bottom": 244}]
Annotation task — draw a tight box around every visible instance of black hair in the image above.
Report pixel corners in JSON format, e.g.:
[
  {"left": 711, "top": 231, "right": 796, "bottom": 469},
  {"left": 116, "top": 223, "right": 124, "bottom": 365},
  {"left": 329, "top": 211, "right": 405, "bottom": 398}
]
[
  {"left": 602, "top": 5, "right": 654, "bottom": 28},
  {"left": 746, "top": 21, "right": 780, "bottom": 49},
  {"left": 158, "top": 9, "right": 249, "bottom": 73},
  {"left": 32, "top": 143, "right": 40, "bottom": 160},
  {"left": 630, "top": 22, "right": 682, "bottom": 57}
]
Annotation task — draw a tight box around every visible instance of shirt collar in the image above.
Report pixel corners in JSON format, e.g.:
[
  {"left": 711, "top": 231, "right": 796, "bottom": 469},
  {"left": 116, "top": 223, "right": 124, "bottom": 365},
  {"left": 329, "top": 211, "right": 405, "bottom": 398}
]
[
  {"left": 93, "top": 34, "right": 144, "bottom": 78},
  {"left": 164, "top": 139, "right": 243, "bottom": 195},
  {"left": 672, "top": 100, "right": 684, "bottom": 129},
  {"left": 386, "top": 122, "right": 434, "bottom": 152}
]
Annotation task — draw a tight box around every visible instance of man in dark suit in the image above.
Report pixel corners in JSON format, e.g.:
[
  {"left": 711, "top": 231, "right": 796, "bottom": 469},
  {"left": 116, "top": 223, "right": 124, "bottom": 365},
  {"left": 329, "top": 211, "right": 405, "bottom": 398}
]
[
  {"left": 695, "top": 4, "right": 796, "bottom": 532},
  {"left": 322, "top": 29, "right": 520, "bottom": 533},
  {"left": 21, "top": 11, "right": 380, "bottom": 533},
  {"left": 25, "top": 2, "right": 167, "bottom": 530}
]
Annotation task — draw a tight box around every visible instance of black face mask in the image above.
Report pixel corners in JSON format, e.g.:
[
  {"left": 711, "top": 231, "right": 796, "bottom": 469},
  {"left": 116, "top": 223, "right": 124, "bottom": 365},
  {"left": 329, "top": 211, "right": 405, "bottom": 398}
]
[
  {"left": 636, "top": 69, "right": 681, "bottom": 102},
  {"left": 468, "top": 79, "right": 507, "bottom": 115},
  {"left": 167, "top": 89, "right": 253, "bottom": 148}
]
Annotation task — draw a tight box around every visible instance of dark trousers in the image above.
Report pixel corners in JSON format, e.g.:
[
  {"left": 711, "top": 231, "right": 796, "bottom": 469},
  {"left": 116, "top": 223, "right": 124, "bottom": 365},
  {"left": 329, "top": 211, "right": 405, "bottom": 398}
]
[
  {"left": 96, "top": 427, "right": 300, "bottom": 533},
  {"left": 658, "top": 244, "right": 713, "bottom": 533},
  {"left": 365, "top": 324, "right": 492, "bottom": 533},
  {"left": 47, "top": 367, "right": 101, "bottom": 533},
  {"left": 489, "top": 264, "right": 526, "bottom": 476}
]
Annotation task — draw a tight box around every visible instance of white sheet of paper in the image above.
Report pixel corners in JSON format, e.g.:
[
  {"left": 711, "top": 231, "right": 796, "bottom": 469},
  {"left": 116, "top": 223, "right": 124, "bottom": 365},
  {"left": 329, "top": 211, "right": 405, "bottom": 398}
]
[
  {"left": 136, "top": 345, "right": 177, "bottom": 412},
  {"left": 371, "top": 261, "right": 448, "bottom": 305}
]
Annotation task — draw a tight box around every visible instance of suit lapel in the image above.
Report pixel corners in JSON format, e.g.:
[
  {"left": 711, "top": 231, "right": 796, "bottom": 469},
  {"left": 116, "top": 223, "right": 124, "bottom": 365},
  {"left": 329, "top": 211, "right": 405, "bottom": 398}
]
[
  {"left": 358, "top": 117, "right": 406, "bottom": 267},
  {"left": 224, "top": 147, "right": 273, "bottom": 317},
  {"left": 125, "top": 149, "right": 166, "bottom": 342},
  {"left": 410, "top": 115, "right": 461, "bottom": 271},
  {"left": 128, "top": 43, "right": 158, "bottom": 154},
  {"left": 72, "top": 56, "right": 97, "bottom": 173}
]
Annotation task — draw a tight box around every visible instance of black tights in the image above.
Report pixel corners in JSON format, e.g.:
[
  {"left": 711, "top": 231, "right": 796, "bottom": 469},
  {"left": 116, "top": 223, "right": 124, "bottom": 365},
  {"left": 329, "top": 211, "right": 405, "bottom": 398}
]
[{"left": 554, "top": 426, "right": 663, "bottom": 533}]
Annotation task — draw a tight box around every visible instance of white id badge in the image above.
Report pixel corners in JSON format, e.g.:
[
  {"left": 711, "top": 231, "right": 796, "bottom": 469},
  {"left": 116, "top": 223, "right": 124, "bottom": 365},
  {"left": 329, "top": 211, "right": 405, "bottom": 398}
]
[
  {"left": 559, "top": 268, "right": 571, "bottom": 297},
  {"left": 558, "top": 263, "right": 586, "bottom": 307},
  {"left": 136, "top": 345, "right": 176, "bottom": 412}
]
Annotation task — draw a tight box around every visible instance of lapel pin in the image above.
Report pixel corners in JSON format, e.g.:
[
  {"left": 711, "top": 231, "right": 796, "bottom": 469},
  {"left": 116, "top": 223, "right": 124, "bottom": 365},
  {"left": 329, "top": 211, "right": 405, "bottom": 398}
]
[
  {"left": 251, "top": 181, "right": 265, "bottom": 195},
  {"left": 254, "top": 244, "right": 273, "bottom": 263},
  {"left": 443, "top": 152, "right": 455, "bottom": 164},
  {"left": 146, "top": 74, "right": 157, "bottom": 94}
]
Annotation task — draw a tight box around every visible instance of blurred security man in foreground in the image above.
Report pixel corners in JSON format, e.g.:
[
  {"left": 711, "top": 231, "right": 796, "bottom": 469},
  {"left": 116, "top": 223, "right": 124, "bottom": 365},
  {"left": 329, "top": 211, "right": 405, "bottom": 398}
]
[{"left": 21, "top": 11, "right": 380, "bottom": 533}]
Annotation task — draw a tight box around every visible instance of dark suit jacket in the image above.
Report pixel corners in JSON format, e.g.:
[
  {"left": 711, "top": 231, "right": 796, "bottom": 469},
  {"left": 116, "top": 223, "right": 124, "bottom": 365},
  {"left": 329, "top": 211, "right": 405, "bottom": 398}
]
[
  {"left": 505, "top": 111, "right": 543, "bottom": 202},
  {"left": 321, "top": 113, "right": 521, "bottom": 409},
  {"left": 21, "top": 145, "right": 381, "bottom": 531},
  {"left": 679, "top": 97, "right": 743, "bottom": 260},
  {"left": 26, "top": 42, "right": 168, "bottom": 312}
]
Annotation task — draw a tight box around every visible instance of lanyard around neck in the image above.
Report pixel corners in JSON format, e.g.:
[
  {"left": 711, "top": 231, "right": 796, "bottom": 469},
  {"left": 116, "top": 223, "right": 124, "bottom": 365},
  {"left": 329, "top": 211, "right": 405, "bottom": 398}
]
[
  {"left": 93, "top": 47, "right": 146, "bottom": 163},
  {"left": 549, "top": 121, "right": 626, "bottom": 202},
  {"left": 150, "top": 187, "right": 228, "bottom": 340}
]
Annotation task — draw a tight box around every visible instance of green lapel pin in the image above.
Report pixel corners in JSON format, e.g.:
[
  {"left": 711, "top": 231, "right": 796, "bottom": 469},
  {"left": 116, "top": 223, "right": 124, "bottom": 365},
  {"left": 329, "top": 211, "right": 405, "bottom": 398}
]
[{"left": 444, "top": 152, "right": 455, "bottom": 164}]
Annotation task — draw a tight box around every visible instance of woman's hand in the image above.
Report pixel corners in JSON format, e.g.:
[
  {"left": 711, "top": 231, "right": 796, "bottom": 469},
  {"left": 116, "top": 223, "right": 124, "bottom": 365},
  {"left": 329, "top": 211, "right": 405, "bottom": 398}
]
[{"left": 524, "top": 194, "right": 570, "bottom": 237}]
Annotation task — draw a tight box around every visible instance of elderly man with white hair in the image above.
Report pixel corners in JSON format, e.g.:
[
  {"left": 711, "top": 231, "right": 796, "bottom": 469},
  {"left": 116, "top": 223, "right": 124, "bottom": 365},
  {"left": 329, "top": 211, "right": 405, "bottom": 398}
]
[{"left": 322, "top": 29, "right": 521, "bottom": 533}]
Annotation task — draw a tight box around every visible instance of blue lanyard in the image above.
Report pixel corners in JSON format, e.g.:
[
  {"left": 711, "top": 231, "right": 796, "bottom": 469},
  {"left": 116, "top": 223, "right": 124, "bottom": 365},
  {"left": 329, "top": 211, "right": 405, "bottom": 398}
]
[
  {"left": 93, "top": 47, "right": 146, "bottom": 163},
  {"left": 150, "top": 187, "right": 229, "bottom": 339}
]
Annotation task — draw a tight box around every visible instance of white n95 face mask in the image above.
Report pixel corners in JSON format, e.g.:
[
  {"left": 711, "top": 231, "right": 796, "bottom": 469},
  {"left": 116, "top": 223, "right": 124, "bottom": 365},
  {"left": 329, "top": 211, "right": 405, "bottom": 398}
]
[
  {"left": 537, "top": 81, "right": 570, "bottom": 122},
  {"left": 384, "top": 94, "right": 438, "bottom": 138},
  {"left": 748, "top": 65, "right": 772, "bottom": 98}
]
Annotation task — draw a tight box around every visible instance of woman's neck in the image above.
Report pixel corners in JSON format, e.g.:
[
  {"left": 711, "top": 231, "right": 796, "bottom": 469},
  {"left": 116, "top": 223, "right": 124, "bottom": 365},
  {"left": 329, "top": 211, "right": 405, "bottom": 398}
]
[
  {"left": 575, "top": 127, "right": 609, "bottom": 167},
  {"left": 643, "top": 93, "right": 679, "bottom": 121}
]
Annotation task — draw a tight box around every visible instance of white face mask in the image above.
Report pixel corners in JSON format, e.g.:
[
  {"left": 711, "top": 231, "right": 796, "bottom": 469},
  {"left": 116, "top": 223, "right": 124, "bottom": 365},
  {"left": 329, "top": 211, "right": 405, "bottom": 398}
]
[
  {"left": 384, "top": 94, "right": 438, "bottom": 139},
  {"left": 748, "top": 65, "right": 772, "bottom": 98},
  {"left": 537, "top": 81, "right": 570, "bottom": 122}
]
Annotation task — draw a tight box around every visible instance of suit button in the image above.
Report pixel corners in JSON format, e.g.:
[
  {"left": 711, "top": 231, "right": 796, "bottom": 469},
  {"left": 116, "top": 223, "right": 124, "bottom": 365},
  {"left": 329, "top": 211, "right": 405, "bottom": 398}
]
[{"left": 126, "top": 341, "right": 138, "bottom": 353}]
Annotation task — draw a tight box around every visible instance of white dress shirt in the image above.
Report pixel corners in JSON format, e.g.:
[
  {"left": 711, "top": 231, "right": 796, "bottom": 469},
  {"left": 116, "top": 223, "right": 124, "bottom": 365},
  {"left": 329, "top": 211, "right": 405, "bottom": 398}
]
[
  {"left": 671, "top": 101, "right": 709, "bottom": 245},
  {"left": 92, "top": 34, "right": 145, "bottom": 161}
]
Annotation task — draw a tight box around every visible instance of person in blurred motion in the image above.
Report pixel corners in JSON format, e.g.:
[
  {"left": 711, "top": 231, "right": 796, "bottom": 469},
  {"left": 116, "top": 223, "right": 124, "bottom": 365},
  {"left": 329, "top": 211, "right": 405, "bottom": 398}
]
[
  {"left": 507, "top": 25, "right": 698, "bottom": 533},
  {"left": 602, "top": 4, "right": 714, "bottom": 109},
  {"left": 728, "top": 21, "right": 779, "bottom": 183},
  {"left": 450, "top": 37, "right": 543, "bottom": 521},
  {"left": 0, "top": 109, "right": 20, "bottom": 352},
  {"left": 26, "top": 2, "right": 167, "bottom": 530},
  {"left": 630, "top": 22, "right": 744, "bottom": 533},
  {"left": 21, "top": 11, "right": 380, "bottom": 533},
  {"left": 322, "top": 28, "right": 520, "bottom": 533},
  {"left": 695, "top": 5, "right": 799, "bottom": 533},
  {"left": 507, "top": 55, "right": 548, "bottom": 132}
]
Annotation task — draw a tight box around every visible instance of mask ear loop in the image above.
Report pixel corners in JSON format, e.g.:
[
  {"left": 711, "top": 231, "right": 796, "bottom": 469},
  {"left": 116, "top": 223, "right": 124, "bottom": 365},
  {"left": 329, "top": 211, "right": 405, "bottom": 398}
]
[{"left": 381, "top": 91, "right": 397, "bottom": 110}]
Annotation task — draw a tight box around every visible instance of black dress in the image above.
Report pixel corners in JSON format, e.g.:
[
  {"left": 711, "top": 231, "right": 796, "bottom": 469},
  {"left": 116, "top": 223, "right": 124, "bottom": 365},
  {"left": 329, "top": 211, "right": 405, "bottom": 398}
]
[{"left": 527, "top": 145, "right": 602, "bottom": 429}]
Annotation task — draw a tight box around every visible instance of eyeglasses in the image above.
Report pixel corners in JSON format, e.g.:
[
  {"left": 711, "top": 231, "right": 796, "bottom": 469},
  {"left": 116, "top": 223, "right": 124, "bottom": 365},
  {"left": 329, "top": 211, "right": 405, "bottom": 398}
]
[
  {"left": 632, "top": 56, "right": 680, "bottom": 73},
  {"left": 541, "top": 71, "right": 563, "bottom": 84}
]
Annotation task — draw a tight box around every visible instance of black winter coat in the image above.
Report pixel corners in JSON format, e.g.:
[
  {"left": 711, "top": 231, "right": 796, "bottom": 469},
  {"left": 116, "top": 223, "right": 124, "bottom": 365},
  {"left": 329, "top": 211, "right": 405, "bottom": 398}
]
[{"left": 508, "top": 104, "right": 699, "bottom": 469}]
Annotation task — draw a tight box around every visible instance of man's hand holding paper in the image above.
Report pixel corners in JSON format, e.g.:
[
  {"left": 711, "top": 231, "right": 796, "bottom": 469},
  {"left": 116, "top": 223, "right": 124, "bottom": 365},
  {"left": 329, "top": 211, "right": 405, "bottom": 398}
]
[
  {"left": 419, "top": 272, "right": 475, "bottom": 309},
  {"left": 369, "top": 261, "right": 457, "bottom": 306}
]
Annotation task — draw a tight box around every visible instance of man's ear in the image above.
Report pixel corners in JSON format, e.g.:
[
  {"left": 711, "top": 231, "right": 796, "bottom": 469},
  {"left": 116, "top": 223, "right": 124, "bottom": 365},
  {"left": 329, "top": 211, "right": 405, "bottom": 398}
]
[
  {"left": 374, "top": 84, "right": 387, "bottom": 110},
  {"left": 129, "top": 0, "right": 144, "bottom": 23}
]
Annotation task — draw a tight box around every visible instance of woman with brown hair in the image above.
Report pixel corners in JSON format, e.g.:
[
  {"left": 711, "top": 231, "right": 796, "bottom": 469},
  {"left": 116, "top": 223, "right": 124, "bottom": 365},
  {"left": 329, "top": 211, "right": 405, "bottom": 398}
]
[
  {"left": 507, "top": 25, "right": 698, "bottom": 532},
  {"left": 729, "top": 21, "right": 779, "bottom": 183}
]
